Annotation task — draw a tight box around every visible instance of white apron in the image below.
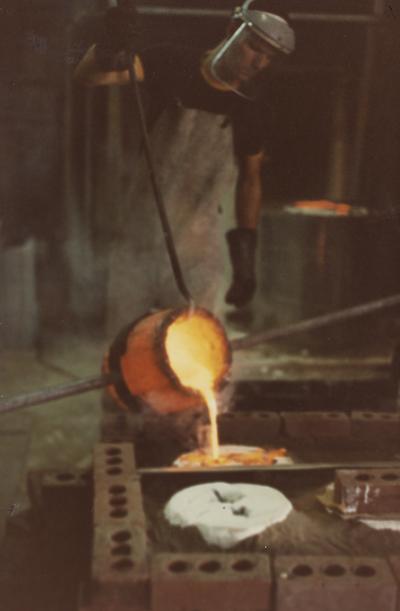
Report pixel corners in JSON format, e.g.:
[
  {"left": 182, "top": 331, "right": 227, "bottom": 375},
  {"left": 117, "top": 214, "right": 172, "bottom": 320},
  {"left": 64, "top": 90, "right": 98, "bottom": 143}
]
[{"left": 106, "top": 105, "right": 237, "bottom": 336}]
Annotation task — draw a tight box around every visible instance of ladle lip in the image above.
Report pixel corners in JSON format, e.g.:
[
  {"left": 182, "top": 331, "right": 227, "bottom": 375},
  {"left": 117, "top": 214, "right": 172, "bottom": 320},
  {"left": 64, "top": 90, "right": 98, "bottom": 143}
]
[{"left": 156, "top": 306, "right": 232, "bottom": 399}]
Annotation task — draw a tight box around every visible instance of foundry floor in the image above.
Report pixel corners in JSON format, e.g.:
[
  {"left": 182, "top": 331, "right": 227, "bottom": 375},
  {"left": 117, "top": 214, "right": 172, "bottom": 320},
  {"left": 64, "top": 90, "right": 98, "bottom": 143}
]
[{"left": 0, "top": 306, "right": 399, "bottom": 611}]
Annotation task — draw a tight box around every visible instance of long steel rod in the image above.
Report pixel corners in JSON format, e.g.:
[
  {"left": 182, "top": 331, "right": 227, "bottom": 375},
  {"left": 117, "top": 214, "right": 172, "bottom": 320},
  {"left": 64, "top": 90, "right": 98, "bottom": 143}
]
[
  {"left": 0, "top": 373, "right": 116, "bottom": 416},
  {"left": 232, "top": 293, "right": 400, "bottom": 351},
  {"left": 137, "top": 460, "right": 400, "bottom": 475},
  {"left": 2, "top": 292, "right": 400, "bottom": 414},
  {"left": 117, "top": 0, "right": 193, "bottom": 304},
  {"left": 126, "top": 55, "right": 193, "bottom": 304}
]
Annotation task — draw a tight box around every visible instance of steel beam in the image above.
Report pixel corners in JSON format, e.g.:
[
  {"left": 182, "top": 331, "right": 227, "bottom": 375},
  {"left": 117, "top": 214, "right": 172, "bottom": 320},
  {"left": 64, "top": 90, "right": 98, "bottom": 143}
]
[{"left": 137, "top": 6, "right": 381, "bottom": 24}]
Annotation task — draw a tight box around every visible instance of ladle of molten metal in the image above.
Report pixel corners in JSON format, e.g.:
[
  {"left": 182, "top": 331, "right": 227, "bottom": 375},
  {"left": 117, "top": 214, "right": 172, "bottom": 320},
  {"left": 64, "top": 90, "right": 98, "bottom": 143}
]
[
  {"left": 103, "top": 306, "right": 231, "bottom": 461},
  {"left": 107, "top": 306, "right": 289, "bottom": 465},
  {"left": 3, "top": 293, "right": 400, "bottom": 416}
]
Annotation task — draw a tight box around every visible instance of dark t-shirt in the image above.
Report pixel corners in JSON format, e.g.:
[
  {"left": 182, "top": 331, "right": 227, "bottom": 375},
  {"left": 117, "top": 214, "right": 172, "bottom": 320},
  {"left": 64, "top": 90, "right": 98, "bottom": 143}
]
[{"left": 140, "top": 44, "right": 269, "bottom": 158}]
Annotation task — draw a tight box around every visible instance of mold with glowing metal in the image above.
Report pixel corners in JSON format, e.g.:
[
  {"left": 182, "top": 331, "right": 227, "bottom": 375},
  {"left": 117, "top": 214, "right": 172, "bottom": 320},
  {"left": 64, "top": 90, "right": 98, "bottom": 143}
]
[{"left": 173, "top": 444, "right": 292, "bottom": 468}]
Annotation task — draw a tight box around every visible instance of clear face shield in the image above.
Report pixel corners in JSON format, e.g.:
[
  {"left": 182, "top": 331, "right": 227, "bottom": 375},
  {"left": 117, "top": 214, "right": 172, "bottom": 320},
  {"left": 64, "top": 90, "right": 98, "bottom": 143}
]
[{"left": 209, "top": 3, "right": 295, "bottom": 97}]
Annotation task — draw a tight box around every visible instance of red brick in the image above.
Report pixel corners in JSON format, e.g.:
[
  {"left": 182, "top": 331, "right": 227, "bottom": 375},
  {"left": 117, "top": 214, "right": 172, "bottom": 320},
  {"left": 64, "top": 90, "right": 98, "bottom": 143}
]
[
  {"left": 334, "top": 468, "right": 400, "bottom": 516},
  {"left": 218, "top": 412, "right": 281, "bottom": 446},
  {"left": 351, "top": 411, "right": 400, "bottom": 440},
  {"left": 94, "top": 442, "right": 137, "bottom": 473},
  {"left": 94, "top": 478, "right": 145, "bottom": 527},
  {"left": 275, "top": 555, "right": 397, "bottom": 611},
  {"left": 152, "top": 553, "right": 271, "bottom": 611},
  {"left": 282, "top": 411, "right": 350, "bottom": 438}
]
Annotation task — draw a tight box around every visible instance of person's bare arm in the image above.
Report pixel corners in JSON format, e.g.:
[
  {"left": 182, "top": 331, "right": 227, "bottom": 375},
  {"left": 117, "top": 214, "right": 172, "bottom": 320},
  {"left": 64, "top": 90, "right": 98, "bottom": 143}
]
[
  {"left": 234, "top": 151, "right": 265, "bottom": 229},
  {"left": 74, "top": 44, "right": 144, "bottom": 86}
]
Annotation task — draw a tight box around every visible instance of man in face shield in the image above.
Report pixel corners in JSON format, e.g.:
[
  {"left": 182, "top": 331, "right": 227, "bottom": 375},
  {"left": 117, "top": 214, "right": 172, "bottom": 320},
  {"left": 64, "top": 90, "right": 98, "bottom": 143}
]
[
  {"left": 207, "top": 9, "right": 287, "bottom": 95},
  {"left": 215, "top": 33, "right": 277, "bottom": 85},
  {"left": 74, "top": 1, "right": 295, "bottom": 311}
]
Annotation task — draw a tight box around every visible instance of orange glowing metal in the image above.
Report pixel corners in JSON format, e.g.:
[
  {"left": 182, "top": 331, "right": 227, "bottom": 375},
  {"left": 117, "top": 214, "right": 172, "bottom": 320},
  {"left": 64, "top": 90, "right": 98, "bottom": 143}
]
[
  {"left": 294, "top": 200, "right": 351, "bottom": 216},
  {"left": 165, "top": 312, "right": 226, "bottom": 460},
  {"left": 175, "top": 446, "right": 288, "bottom": 468}
]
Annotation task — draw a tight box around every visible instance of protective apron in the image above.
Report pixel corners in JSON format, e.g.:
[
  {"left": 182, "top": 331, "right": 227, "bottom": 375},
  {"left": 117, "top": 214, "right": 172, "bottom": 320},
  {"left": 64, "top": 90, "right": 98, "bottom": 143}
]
[{"left": 106, "top": 105, "right": 237, "bottom": 336}]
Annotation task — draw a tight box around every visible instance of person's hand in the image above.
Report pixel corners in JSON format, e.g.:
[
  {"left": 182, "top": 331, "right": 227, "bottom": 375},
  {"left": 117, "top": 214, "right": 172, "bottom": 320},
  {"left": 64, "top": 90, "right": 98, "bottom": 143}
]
[{"left": 95, "top": 4, "right": 139, "bottom": 71}]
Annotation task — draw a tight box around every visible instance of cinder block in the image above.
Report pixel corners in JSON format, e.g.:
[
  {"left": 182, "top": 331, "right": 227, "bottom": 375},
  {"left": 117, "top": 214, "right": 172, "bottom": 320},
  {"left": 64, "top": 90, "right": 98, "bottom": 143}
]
[
  {"left": 92, "top": 523, "right": 148, "bottom": 592},
  {"left": 351, "top": 411, "right": 400, "bottom": 440},
  {"left": 282, "top": 411, "right": 350, "bottom": 438},
  {"left": 218, "top": 412, "right": 281, "bottom": 446},
  {"left": 94, "top": 478, "right": 146, "bottom": 527},
  {"left": 89, "top": 442, "right": 149, "bottom": 611},
  {"left": 334, "top": 468, "right": 400, "bottom": 516},
  {"left": 93, "top": 443, "right": 145, "bottom": 526},
  {"left": 41, "top": 470, "right": 89, "bottom": 488},
  {"left": 27, "top": 468, "right": 91, "bottom": 532},
  {"left": 83, "top": 549, "right": 150, "bottom": 611},
  {"left": 94, "top": 442, "right": 137, "bottom": 473},
  {"left": 152, "top": 553, "right": 272, "bottom": 611},
  {"left": 90, "top": 562, "right": 149, "bottom": 611},
  {"left": 275, "top": 555, "right": 397, "bottom": 611}
]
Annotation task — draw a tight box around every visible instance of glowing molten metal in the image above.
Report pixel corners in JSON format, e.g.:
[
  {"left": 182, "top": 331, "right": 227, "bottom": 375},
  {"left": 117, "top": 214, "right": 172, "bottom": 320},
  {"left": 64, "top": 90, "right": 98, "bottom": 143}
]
[
  {"left": 293, "top": 200, "right": 351, "bottom": 216},
  {"left": 174, "top": 445, "right": 290, "bottom": 468},
  {"left": 165, "top": 312, "right": 226, "bottom": 460}
]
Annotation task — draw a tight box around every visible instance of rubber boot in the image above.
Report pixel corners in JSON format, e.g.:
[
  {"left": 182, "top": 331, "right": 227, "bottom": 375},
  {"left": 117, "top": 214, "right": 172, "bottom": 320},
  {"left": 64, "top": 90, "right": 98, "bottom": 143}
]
[{"left": 225, "top": 228, "right": 257, "bottom": 307}]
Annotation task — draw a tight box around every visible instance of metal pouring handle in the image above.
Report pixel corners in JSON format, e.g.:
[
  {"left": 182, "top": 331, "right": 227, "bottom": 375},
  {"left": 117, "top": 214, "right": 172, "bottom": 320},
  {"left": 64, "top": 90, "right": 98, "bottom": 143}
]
[
  {"left": 2, "top": 292, "right": 400, "bottom": 414},
  {"left": 0, "top": 373, "right": 116, "bottom": 416},
  {"left": 118, "top": 0, "right": 193, "bottom": 305},
  {"left": 231, "top": 293, "right": 400, "bottom": 351}
]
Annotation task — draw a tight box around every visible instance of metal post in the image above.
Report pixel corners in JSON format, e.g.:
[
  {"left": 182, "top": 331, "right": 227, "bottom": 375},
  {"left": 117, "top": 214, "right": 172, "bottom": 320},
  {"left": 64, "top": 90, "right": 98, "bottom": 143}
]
[
  {"left": 326, "top": 74, "right": 349, "bottom": 201},
  {"left": 349, "top": 0, "right": 382, "bottom": 200}
]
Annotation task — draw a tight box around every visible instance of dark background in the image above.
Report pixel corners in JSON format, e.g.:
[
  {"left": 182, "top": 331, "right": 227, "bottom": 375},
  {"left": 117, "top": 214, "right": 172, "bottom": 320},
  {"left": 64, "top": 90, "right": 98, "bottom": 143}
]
[{"left": 0, "top": 0, "right": 399, "bottom": 342}]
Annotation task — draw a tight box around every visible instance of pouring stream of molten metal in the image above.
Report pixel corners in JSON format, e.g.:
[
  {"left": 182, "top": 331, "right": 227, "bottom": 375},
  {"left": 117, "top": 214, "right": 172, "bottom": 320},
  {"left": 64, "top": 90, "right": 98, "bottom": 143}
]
[
  {"left": 196, "top": 384, "right": 219, "bottom": 460},
  {"left": 165, "top": 315, "right": 221, "bottom": 460}
]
